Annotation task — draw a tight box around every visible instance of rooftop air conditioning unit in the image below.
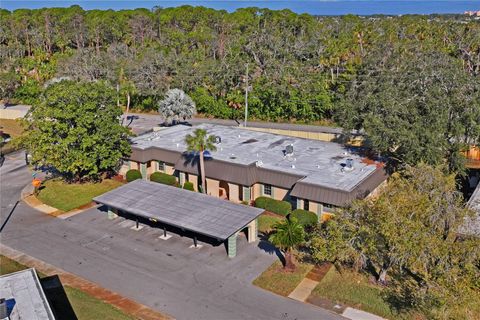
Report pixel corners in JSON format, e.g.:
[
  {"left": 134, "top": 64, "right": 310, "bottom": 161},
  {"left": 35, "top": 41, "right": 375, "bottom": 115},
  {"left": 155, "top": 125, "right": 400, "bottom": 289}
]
[
  {"left": 285, "top": 144, "right": 294, "bottom": 156},
  {"left": 344, "top": 158, "right": 354, "bottom": 171}
]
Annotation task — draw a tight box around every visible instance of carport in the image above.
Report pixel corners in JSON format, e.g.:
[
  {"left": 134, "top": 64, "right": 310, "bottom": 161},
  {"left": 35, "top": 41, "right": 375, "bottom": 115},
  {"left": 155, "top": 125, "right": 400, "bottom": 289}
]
[{"left": 93, "top": 180, "right": 263, "bottom": 258}]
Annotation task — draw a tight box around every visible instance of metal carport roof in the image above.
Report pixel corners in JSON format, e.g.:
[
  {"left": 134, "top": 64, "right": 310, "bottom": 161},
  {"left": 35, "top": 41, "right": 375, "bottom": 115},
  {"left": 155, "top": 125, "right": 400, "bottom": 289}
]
[{"left": 93, "top": 180, "right": 264, "bottom": 240}]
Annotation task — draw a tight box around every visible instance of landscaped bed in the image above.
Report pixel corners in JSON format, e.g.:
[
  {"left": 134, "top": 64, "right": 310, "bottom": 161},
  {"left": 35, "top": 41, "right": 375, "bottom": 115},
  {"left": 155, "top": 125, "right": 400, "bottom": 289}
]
[
  {"left": 37, "top": 178, "right": 124, "bottom": 212},
  {"left": 311, "top": 267, "right": 396, "bottom": 319},
  {"left": 0, "top": 255, "right": 134, "bottom": 320},
  {"left": 253, "top": 261, "right": 313, "bottom": 296}
]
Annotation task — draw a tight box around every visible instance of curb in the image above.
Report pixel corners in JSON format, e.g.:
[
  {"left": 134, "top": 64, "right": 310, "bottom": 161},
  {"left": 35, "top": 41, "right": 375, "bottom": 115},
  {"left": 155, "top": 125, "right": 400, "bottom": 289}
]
[
  {"left": 20, "top": 183, "right": 98, "bottom": 219},
  {"left": 0, "top": 244, "right": 173, "bottom": 320}
]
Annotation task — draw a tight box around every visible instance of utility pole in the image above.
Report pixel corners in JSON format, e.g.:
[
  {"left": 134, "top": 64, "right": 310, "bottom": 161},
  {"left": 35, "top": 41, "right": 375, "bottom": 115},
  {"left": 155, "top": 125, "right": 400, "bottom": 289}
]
[{"left": 244, "top": 63, "right": 249, "bottom": 127}]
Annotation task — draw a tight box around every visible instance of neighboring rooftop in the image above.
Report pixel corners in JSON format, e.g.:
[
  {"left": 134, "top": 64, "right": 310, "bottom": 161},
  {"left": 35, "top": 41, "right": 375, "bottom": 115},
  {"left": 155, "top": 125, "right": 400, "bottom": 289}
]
[
  {"left": 463, "top": 182, "right": 480, "bottom": 237},
  {"left": 0, "top": 268, "right": 55, "bottom": 320},
  {"left": 131, "top": 124, "right": 381, "bottom": 192},
  {"left": 94, "top": 180, "right": 264, "bottom": 240}
]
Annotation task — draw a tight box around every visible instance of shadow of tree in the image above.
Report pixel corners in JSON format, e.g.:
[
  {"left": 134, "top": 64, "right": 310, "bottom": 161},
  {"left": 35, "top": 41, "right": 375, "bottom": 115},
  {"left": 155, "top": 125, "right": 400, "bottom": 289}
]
[{"left": 257, "top": 235, "right": 286, "bottom": 267}]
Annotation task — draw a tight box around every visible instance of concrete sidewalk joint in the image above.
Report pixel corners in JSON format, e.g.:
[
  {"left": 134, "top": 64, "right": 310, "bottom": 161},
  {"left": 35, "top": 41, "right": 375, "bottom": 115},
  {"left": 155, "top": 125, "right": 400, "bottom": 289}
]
[{"left": 0, "top": 244, "right": 173, "bottom": 320}]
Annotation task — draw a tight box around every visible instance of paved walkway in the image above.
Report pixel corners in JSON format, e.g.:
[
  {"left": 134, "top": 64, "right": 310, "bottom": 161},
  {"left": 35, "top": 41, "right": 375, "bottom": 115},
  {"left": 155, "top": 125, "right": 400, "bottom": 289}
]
[
  {"left": 287, "top": 264, "right": 387, "bottom": 320},
  {"left": 0, "top": 244, "right": 172, "bottom": 320}
]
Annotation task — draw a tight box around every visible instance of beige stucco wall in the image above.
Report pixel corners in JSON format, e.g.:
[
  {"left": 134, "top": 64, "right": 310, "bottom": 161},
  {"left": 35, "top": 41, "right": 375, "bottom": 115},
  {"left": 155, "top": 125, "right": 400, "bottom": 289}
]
[
  {"left": 188, "top": 174, "right": 199, "bottom": 191},
  {"left": 165, "top": 164, "right": 175, "bottom": 175},
  {"left": 129, "top": 161, "right": 139, "bottom": 170},
  {"left": 252, "top": 183, "right": 262, "bottom": 200},
  {"left": 119, "top": 163, "right": 129, "bottom": 176},
  {"left": 206, "top": 178, "right": 220, "bottom": 197},
  {"left": 273, "top": 187, "right": 288, "bottom": 201},
  {"left": 244, "top": 127, "right": 337, "bottom": 142},
  {"left": 147, "top": 161, "right": 156, "bottom": 175},
  {"left": 228, "top": 183, "right": 240, "bottom": 202}
]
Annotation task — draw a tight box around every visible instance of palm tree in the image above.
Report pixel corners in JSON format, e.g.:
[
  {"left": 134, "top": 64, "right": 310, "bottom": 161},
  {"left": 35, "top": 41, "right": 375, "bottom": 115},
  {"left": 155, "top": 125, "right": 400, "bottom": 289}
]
[
  {"left": 269, "top": 217, "right": 305, "bottom": 272},
  {"left": 185, "top": 128, "right": 216, "bottom": 194},
  {"left": 158, "top": 89, "right": 196, "bottom": 125}
]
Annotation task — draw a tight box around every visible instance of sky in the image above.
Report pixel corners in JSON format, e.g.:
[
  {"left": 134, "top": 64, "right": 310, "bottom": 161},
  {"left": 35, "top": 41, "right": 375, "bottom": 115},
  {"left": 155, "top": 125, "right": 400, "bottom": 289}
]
[{"left": 1, "top": 0, "right": 479, "bottom": 15}]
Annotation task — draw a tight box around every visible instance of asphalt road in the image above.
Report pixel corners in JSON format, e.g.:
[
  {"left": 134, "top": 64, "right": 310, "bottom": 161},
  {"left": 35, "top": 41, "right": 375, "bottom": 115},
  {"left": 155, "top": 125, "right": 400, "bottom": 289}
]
[
  {"left": 0, "top": 152, "right": 343, "bottom": 320},
  {"left": 127, "top": 113, "right": 344, "bottom": 135}
]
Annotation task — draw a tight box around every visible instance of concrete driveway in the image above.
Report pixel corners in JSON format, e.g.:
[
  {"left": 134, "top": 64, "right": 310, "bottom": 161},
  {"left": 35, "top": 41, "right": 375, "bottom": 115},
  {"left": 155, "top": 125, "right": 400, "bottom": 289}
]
[{"left": 0, "top": 153, "right": 343, "bottom": 320}]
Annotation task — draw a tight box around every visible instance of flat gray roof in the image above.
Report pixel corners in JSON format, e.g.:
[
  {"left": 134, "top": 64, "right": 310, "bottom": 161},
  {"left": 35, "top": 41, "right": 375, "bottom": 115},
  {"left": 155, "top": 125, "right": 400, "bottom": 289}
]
[
  {"left": 131, "top": 124, "right": 379, "bottom": 192},
  {"left": 0, "top": 268, "right": 55, "bottom": 320},
  {"left": 93, "top": 180, "right": 264, "bottom": 240}
]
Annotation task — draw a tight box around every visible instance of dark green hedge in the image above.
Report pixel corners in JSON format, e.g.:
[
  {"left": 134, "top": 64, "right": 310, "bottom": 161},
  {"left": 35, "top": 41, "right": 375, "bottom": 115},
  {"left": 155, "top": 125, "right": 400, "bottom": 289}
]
[
  {"left": 183, "top": 181, "right": 194, "bottom": 191},
  {"left": 150, "top": 172, "right": 177, "bottom": 186},
  {"left": 126, "top": 169, "right": 142, "bottom": 182},
  {"left": 290, "top": 209, "right": 318, "bottom": 227},
  {"left": 254, "top": 196, "right": 292, "bottom": 217}
]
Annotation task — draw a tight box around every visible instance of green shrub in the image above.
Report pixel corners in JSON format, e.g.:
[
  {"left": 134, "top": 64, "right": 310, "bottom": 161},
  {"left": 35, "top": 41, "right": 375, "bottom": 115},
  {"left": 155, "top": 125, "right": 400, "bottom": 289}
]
[
  {"left": 254, "top": 196, "right": 292, "bottom": 216},
  {"left": 254, "top": 196, "right": 269, "bottom": 209},
  {"left": 150, "top": 171, "right": 177, "bottom": 186},
  {"left": 290, "top": 209, "right": 318, "bottom": 227},
  {"left": 126, "top": 169, "right": 142, "bottom": 182},
  {"left": 183, "top": 181, "right": 194, "bottom": 191}
]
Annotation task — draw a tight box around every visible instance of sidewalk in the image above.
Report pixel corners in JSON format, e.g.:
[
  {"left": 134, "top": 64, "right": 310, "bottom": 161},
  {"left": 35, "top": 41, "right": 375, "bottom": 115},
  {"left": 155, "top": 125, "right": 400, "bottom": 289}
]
[
  {"left": 287, "top": 264, "right": 387, "bottom": 320},
  {"left": 0, "top": 244, "right": 173, "bottom": 320}
]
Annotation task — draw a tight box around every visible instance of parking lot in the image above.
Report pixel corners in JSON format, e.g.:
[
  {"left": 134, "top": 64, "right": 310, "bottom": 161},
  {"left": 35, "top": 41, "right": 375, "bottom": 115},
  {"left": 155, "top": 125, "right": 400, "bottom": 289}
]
[{"left": 1, "top": 202, "right": 342, "bottom": 320}]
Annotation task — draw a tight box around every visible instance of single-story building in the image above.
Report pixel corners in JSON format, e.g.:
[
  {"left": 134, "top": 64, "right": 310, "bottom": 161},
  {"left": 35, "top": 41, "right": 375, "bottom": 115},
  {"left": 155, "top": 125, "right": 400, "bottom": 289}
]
[
  {"left": 94, "top": 180, "right": 264, "bottom": 258},
  {"left": 0, "top": 268, "right": 55, "bottom": 320},
  {"left": 120, "top": 124, "right": 387, "bottom": 219}
]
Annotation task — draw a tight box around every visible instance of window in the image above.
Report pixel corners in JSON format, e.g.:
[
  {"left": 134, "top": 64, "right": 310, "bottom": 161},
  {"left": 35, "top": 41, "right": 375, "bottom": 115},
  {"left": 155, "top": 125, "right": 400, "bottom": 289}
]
[
  {"left": 263, "top": 184, "right": 272, "bottom": 196},
  {"left": 242, "top": 186, "right": 251, "bottom": 202},
  {"left": 304, "top": 199, "right": 309, "bottom": 211},
  {"left": 158, "top": 161, "right": 165, "bottom": 172}
]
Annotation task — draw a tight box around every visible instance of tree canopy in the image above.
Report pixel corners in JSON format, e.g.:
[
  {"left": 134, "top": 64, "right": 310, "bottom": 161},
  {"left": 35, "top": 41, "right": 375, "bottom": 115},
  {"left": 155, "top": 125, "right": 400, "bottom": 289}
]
[
  {"left": 1, "top": 6, "right": 479, "bottom": 171},
  {"left": 309, "top": 164, "right": 480, "bottom": 318},
  {"left": 21, "top": 80, "right": 131, "bottom": 181}
]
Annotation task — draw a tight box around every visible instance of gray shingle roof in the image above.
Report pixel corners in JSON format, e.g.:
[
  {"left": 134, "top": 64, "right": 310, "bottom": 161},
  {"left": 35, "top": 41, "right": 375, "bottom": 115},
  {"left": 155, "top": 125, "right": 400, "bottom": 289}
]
[{"left": 93, "top": 180, "right": 264, "bottom": 240}]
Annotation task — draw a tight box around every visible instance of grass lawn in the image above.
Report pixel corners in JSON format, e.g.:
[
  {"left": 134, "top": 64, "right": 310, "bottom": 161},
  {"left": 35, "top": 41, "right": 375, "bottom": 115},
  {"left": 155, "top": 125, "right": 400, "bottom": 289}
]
[
  {"left": 0, "top": 255, "right": 134, "bottom": 320},
  {"left": 0, "top": 118, "right": 24, "bottom": 137},
  {"left": 0, "top": 118, "right": 24, "bottom": 154},
  {"left": 257, "top": 214, "right": 283, "bottom": 233},
  {"left": 38, "top": 179, "right": 124, "bottom": 212},
  {"left": 311, "top": 267, "right": 396, "bottom": 319},
  {"left": 253, "top": 261, "right": 313, "bottom": 296}
]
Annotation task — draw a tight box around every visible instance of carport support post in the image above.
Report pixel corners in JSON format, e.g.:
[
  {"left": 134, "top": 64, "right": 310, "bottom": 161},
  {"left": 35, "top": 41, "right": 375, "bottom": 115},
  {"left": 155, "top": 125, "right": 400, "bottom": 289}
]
[
  {"left": 247, "top": 219, "right": 258, "bottom": 243},
  {"left": 107, "top": 206, "right": 117, "bottom": 220},
  {"left": 163, "top": 226, "right": 167, "bottom": 237},
  {"left": 228, "top": 232, "right": 238, "bottom": 258},
  {"left": 194, "top": 236, "right": 198, "bottom": 248},
  {"left": 140, "top": 162, "right": 147, "bottom": 180}
]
